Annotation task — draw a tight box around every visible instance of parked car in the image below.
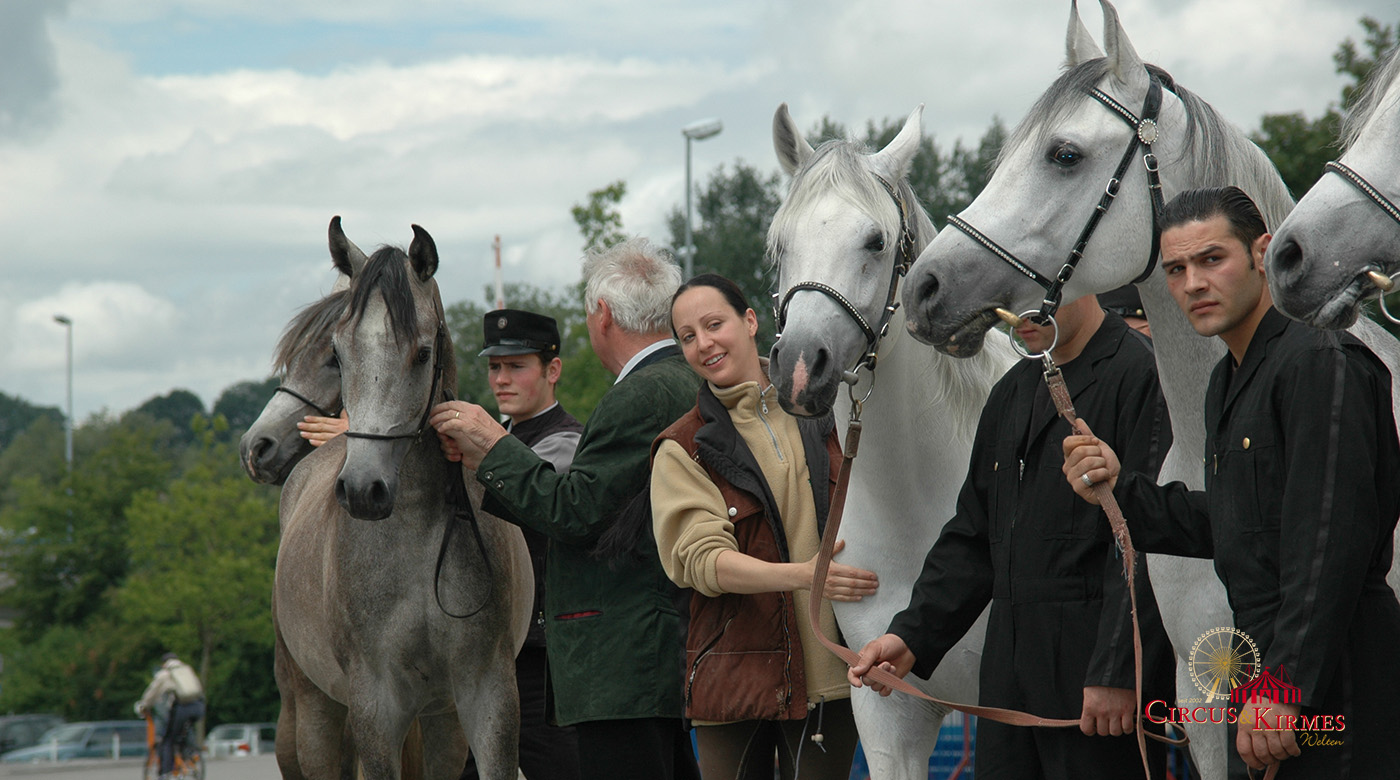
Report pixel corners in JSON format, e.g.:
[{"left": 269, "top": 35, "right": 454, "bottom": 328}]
[
  {"left": 0, "top": 715, "right": 65, "bottom": 755},
  {"left": 0, "top": 720, "right": 147, "bottom": 762},
  {"left": 205, "top": 722, "right": 275, "bottom": 758}
]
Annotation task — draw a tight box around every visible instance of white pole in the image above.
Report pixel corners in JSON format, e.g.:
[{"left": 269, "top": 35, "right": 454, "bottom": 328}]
[{"left": 493, "top": 235, "right": 505, "bottom": 310}]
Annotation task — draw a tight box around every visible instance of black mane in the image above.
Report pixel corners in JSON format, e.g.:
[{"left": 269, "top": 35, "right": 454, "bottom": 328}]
[{"left": 348, "top": 246, "right": 421, "bottom": 345}]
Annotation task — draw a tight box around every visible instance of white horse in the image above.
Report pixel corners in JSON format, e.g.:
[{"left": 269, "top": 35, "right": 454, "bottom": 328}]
[
  {"left": 766, "top": 104, "right": 1016, "bottom": 780},
  {"left": 1264, "top": 43, "right": 1400, "bottom": 597},
  {"left": 896, "top": 2, "right": 1388, "bottom": 777}
]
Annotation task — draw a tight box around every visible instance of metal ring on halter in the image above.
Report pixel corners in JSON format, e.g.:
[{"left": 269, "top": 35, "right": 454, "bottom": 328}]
[
  {"left": 1005, "top": 310, "right": 1059, "bottom": 360},
  {"left": 1378, "top": 275, "right": 1400, "bottom": 324}
]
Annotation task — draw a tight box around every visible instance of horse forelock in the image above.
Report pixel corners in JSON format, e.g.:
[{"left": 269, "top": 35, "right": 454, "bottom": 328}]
[
  {"left": 768, "top": 140, "right": 933, "bottom": 271},
  {"left": 347, "top": 246, "right": 424, "bottom": 346},
  {"left": 1001, "top": 58, "right": 1292, "bottom": 229},
  {"left": 1343, "top": 43, "right": 1400, "bottom": 150},
  {"left": 273, "top": 289, "right": 349, "bottom": 375}
]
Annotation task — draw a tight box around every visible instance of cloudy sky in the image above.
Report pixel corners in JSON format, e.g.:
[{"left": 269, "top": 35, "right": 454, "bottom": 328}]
[{"left": 1, "top": 0, "right": 1394, "bottom": 421}]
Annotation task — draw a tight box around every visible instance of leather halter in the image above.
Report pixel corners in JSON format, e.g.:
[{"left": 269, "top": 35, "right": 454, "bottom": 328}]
[
  {"left": 342, "top": 324, "right": 449, "bottom": 444},
  {"left": 774, "top": 174, "right": 917, "bottom": 375},
  {"left": 1325, "top": 160, "right": 1400, "bottom": 226},
  {"left": 947, "top": 70, "right": 1170, "bottom": 322},
  {"left": 273, "top": 385, "right": 341, "bottom": 420}
]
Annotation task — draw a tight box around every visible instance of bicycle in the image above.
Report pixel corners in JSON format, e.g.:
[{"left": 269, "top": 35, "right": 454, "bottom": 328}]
[{"left": 141, "top": 712, "right": 205, "bottom": 780}]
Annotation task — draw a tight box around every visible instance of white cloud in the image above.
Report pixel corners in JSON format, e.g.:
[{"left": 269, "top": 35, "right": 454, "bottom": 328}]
[{"left": 3, "top": 0, "right": 1399, "bottom": 419}]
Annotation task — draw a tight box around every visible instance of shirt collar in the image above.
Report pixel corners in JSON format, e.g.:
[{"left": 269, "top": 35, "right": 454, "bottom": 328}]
[
  {"left": 504, "top": 401, "right": 559, "bottom": 431},
  {"left": 615, "top": 339, "right": 677, "bottom": 384}
]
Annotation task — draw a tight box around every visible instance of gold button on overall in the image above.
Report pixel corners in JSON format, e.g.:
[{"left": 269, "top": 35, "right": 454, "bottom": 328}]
[{"left": 1243, "top": 437, "right": 1251, "bottom": 450}]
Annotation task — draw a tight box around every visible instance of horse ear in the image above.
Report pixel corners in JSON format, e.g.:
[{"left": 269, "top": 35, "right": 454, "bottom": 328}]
[
  {"left": 1100, "top": 0, "right": 1147, "bottom": 90},
  {"left": 870, "top": 105, "right": 923, "bottom": 181},
  {"left": 1065, "top": 0, "right": 1103, "bottom": 67},
  {"left": 773, "top": 103, "right": 814, "bottom": 176},
  {"left": 408, "top": 224, "right": 439, "bottom": 282},
  {"left": 328, "top": 216, "right": 369, "bottom": 280}
]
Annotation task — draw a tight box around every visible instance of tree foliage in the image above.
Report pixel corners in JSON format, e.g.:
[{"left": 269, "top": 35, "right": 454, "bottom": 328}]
[
  {"left": 1253, "top": 16, "right": 1396, "bottom": 197},
  {"left": 212, "top": 377, "right": 279, "bottom": 435},
  {"left": 570, "top": 180, "right": 629, "bottom": 251}
]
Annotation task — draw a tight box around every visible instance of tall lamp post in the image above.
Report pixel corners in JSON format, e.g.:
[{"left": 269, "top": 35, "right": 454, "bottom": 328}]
[
  {"left": 53, "top": 314, "right": 72, "bottom": 471},
  {"left": 682, "top": 117, "right": 723, "bottom": 279}
]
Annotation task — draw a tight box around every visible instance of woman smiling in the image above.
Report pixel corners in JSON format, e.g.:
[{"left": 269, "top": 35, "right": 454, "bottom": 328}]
[{"left": 651, "top": 273, "right": 877, "bottom": 779}]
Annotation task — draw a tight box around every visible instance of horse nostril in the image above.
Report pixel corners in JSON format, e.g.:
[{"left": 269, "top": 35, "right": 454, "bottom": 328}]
[
  {"left": 369, "top": 479, "right": 391, "bottom": 509},
  {"left": 810, "top": 347, "right": 829, "bottom": 380},
  {"left": 334, "top": 478, "right": 349, "bottom": 506},
  {"left": 250, "top": 436, "right": 275, "bottom": 466},
  {"left": 1270, "top": 236, "right": 1304, "bottom": 278},
  {"left": 916, "top": 272, "right": 941, "bottom": 304}
]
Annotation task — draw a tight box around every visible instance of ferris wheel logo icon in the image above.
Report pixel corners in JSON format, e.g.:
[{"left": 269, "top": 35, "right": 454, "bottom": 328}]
[{"left": 1189, "top": 627, "right": 1261, "bottom": 703}]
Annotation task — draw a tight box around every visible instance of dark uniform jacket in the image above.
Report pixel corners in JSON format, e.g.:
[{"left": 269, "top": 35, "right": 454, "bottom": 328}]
[
  {"left": 652, "top": 384, "right": 841, "bottom": 722},
  {"left": 507, "top": 403, "right": 584, "bottom": 648},
  {"left": 477, "top": 346, "right": 701, "bottom": 727},
  {"left": 1117, "top": 308, "right": 1400, "bottom": 778},
  {"left": 889, "top": 313, "right": 1175, "bottom": 720}
]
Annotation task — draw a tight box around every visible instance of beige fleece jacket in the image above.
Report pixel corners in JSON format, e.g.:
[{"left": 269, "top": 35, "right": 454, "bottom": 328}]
[{"left": 652, "top": 379, "right": 848, "bottom": 705}]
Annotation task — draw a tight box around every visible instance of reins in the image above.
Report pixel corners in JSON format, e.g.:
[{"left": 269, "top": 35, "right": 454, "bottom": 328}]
[
  {"left": 340, "top": 322, "right": 496, "bottom": 619},
  {"left": 804, "top": 72, "right": 1198, "bottom": 774},
  {"left": 273, "top": 385, "right": 341, "bottom": 419}
]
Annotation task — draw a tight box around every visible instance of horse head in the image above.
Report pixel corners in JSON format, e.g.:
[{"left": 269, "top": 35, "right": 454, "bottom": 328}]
[
  {"left": 333, "top": 225, "right": 455, "bottom": 521},
  {"left": 767, "top": 103, "right": 929, "bottom": 416},
  {"left": 239, "top": 216, "right": 367, "bottom": 484},
  {"left": 902, "top": 0, "right": 1178, "bottom": 353},
  {"left": 1267, "top": 47, "right": 1400, "bottom": 329}
]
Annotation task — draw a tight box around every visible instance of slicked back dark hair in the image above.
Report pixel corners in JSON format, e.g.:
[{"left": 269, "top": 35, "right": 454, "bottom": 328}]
[
  {"left": 669, "top": 273, "right": 753, "bottom": 337},
  {"left": 1160, "top": 186, "right": 1268, "bottom": 254}
]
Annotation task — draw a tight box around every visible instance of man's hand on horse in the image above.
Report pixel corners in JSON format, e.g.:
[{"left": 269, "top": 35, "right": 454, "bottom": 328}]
[
  {"left": 847, "top": 633, "right": 917, "bottom": 696},
  {"left": 429, "top": 401, "right": 507, "bottom": 469},
  {"left": 1236, "top": 699, "right": 1301, "bottom": 771},
  {"left": 298, "top": 410, "right": 348, "bottom": 446},
  {"left": 1061, "top": 421, "right": 1121, "bottom": 505},
  {"left": 1080, "top": 686, "right": 1136, "bottom": 736}
]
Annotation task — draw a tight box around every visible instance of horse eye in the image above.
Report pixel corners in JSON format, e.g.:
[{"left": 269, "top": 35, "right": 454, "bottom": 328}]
[
  {"left": 327, "top": 350, "right": 340, "bottom": 370},
  {"left": 864, "top": 234, "right": 886, "bottom": 253},
  {"left": 1049, "top": 143, "right": 1082, "bottom": 167},
  {"left": 416, "top": 347, "right": 432, "bottom": 365}
]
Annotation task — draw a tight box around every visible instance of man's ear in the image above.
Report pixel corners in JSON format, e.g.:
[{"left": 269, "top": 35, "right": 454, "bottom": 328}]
[
  {"left": 1253, "top": 233, "right": 1272, "bottom": 274},
  {"left": 546, "top": 356, "right": 563, "bottom": 384},
  {"left": 595, "top": 299, "right": 613, "bottom": 330}
]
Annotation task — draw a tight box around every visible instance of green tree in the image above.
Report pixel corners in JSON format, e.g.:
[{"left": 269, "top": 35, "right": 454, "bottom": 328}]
[
  {"left": 212, "top": 377, "right": 279, "bottom": 435},
  {"left": 0, "top": 414, "right": 65, "bottom": 510},
  {"left": 0, "top": 392, "right": 62, "bottom": 452},
  {"left": 115, "top": 415, "right": 280, "bottom": 723},
  {"left": 1253, "top": 16, "right": 1396, "bottom": 197},
  {"left": 666, "top": 162, "right": 785, "bottom": 348},
  {"left": 570, "top": 180, "right": 628, "bottom": 251},
  {"left": 129, "top": 389, "right": 206, "bottom": 449},
  {"left": 0, "top": 418, "right": 176, "bottom": 636}
]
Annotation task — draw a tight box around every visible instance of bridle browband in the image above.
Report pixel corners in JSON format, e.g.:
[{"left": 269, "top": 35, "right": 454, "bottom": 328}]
[
  {"left": 1325, "top": 160, "right": 1400, "bottom": 227},
  {"left": 774, "top": 174, "right": 917, "bottom": 376},
  {"left": 947, "top": 69, "right": 1172, "bottom": 322},
  {"left": 273, "top": 385, "right": 341, "bottom": 420}
]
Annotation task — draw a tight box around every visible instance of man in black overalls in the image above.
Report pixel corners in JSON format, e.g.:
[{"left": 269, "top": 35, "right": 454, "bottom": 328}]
[
  {"left": 850, "top": 293, "right": 1175, "bottom": 779},
  {"left": 462, "top": 309, "right": 583, "bottom": 780},
  {"left": 1064, "top": 186, "right": 1400, "bottom": 778}
]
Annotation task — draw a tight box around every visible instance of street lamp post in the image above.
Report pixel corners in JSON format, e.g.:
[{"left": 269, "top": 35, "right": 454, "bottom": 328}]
[
  {"left": 53, "top": 315, "right": 72, "bottom": 471},
  {"left": 682, "top": 117, "right": 723, "bottom": 279}
]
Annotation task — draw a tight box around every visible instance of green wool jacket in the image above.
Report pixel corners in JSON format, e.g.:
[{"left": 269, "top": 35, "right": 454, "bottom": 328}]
[{"left": 476, "top": 349, "right": 701, "bottom": 726}]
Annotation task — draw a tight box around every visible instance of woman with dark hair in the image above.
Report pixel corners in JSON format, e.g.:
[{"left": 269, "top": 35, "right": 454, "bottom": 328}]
[{"left": 650, "top": 273, "right": 877, "bottom": 779}]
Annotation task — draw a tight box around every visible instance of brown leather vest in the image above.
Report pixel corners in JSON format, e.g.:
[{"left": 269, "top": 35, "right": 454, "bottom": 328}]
[{"left": 653, "top": 405, "right": 841, "bottom": 722}]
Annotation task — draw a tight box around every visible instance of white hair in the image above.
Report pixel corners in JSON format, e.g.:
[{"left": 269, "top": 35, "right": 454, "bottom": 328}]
[{"left": 581, "top": 236, "right": 682, "bottom": 335}]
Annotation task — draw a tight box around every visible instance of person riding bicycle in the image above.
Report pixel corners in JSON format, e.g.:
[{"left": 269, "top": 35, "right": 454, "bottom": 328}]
[{"left": 136, "top": 653, "right": 205, "bottom": 779}]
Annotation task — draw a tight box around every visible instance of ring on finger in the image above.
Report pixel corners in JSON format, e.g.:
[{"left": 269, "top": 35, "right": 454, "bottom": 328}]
[{"left": 1080, "top": 473, "right": 1095, "bottom": 488}]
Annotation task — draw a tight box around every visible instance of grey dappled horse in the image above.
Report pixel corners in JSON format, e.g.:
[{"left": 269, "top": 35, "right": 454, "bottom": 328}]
[
  {"left": 239, "top": 217, "right": 364, "bottom": 485},
  {"left": 274, "top": 222, "right": 531, "bottom": 780},
  {"left": 766, "top": 104, "right": 1014, "bottom": 780}
]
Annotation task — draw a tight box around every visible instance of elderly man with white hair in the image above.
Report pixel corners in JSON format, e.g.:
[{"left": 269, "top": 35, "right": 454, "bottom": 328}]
[{"left": 431, "top": 236, "right": 702, "bottom": 780}]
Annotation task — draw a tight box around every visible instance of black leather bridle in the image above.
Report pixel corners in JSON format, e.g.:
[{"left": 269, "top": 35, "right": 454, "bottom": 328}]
[
  {"left": 1325, "top": 160, "right": 1400, "bottom": 228},
  {"left": 273, "top": 385, "right": 341, "bottom": 420},
  {"left": 946, "top": 70, "right": 1173, "bottom": 322},
  {"left": 774, "top": 174, "right": 918, "bottom": 375}
]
